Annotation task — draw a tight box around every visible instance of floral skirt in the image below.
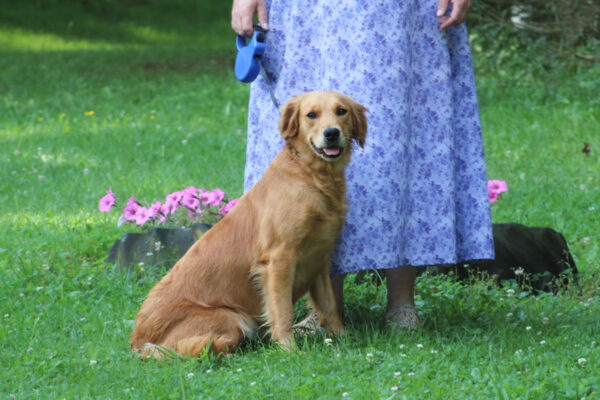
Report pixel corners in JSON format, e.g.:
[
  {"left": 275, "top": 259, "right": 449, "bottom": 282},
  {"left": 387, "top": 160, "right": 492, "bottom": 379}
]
[{"left": 243, "top": 0, "right": 495, "bottom": 275}]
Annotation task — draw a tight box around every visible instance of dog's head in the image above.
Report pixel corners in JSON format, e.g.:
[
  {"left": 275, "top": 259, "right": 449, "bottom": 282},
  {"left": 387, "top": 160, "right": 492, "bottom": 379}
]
[{"left": 279, "top": 91, "right": 367, "bottom": 165}]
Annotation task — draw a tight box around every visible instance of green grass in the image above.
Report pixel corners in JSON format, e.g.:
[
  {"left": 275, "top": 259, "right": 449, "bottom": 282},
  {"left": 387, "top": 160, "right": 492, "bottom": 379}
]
[{"left": 1, "top": 1, "right": 599, "bottom": 399}]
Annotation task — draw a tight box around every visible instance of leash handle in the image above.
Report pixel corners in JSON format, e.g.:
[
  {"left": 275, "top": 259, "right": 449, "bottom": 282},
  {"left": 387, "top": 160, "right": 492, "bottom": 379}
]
[
  {"left": 235, "top": 26, "right": 267, "bottom": 83},
  {"left": 234, "top": 25, "right": 280, "bottom": 113}
]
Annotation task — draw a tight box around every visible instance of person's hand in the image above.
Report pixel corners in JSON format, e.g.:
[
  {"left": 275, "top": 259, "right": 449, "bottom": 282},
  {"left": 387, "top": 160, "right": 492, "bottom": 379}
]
[
  {"left": 437, "top": 0, "right": 472, "bottom": 30},
  {"left": 232, "top": 0, "right": 268, "bottom": 37}
]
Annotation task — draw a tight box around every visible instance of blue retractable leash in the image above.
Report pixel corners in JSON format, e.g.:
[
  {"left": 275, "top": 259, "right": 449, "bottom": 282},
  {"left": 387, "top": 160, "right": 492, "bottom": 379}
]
[{"left": 234, "top": 25, "right": 280, "bottom": 112}]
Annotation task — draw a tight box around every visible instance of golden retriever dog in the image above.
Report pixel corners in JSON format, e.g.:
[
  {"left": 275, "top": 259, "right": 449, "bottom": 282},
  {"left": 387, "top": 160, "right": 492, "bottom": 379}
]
[{"left": 130, "top": 91, "right": 367, "bottom": 358}]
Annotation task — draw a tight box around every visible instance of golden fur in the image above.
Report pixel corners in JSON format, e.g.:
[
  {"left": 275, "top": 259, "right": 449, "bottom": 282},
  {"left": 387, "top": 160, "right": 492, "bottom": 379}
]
[{"left": 129, "top": 91, "right": 367, "bottom": 357}]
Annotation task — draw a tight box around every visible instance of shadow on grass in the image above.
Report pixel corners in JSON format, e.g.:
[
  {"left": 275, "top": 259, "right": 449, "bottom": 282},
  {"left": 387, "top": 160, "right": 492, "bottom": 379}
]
[{"left": 0, "top": 0, "right": 232, "bottom": 47}]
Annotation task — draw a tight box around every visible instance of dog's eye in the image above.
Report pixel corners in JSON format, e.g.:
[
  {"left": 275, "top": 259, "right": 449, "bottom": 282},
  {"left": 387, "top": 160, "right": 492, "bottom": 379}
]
[
  {"left": 307, "top": 111, "right": 318, "bottom": 119},
  {"left": 336, "top": 107, "right": 347, "bottom": 116}
]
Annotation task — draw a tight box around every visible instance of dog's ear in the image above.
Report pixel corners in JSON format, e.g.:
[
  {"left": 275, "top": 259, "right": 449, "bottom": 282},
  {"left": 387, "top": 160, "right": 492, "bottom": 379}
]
[
  {"left": 350, "top": 101, "right": 367, "bottom": 148},
  {"left": 279, "top": 97, "right": 300, "bottom": 140}
]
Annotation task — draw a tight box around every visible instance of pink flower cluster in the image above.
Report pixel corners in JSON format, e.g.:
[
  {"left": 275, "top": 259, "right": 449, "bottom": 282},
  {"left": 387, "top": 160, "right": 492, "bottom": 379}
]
[
  {"left": 98, "top": 187, "right": 238, "bottom": 227},
  {"left": 488, "top": 180, "right": 508, "bottom": 203}
]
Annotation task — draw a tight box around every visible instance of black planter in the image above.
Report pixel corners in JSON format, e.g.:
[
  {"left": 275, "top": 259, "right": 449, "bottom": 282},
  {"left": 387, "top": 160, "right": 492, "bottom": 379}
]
[{"left": 106, "top": 223, "right": 211, "bottom": 271}]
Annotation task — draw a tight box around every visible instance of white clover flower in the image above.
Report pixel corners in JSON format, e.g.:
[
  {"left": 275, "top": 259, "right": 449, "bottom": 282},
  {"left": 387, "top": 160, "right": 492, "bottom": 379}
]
[
  {"left": 540, "top": 340, "right": 546, "bottom": 345},
  {"left": 407, "top": 372, "right": 415, "bottom": 376},
  {"left": 366, "top": 352, "right": 374, "bottom": 361},
  {"left": 515, "top": 349, "right": 523, "bottom": 355},
  {"left": 324, "top": 338, "right": 333, "bottom": 346},
  {"left": 506, "top": 288, "right": 515, "bottom": 297},
  {"left": 514, "top": 267, "right": 525, "bottom": 276},
  {"left": 542, "top": 317, "right": 549, "bottom": 325},
  {"left": 206, "top": 369, "right": 212, "bottom": 374},
  {"left": 250, "top": 381, "right": 256, "bottom": 387},
  {"left": 578, "top": 358, "right": 587, "bottom": 365},
  {"left": 237, "top": 368, "right": 242, "bottom": 372},
  {"left": 400, "top": 353, "right": 407, "bottom": 357},
  {"left": 416, "top": 344, "right": 423, "bottom": 349},
  {"left": 89, "top": 359, "right": 97, "bottom": 367},
  {"left": 391, "top": 386, "right": 399, "bottom": 392},
  {"left": 431, "top": 349, "right": 438, "bottom": 354},
  {"left": 506, "top": 312, "right": 513, "bottom": 318},
  {"left": 187, "top": 373, "right": 194, "bottom": 379},
  {"left": 394, "top": 371, "right": 401, "bottom": 377},
  {"left": 526, "top": 326, "right": 532, "bottom": 331}
]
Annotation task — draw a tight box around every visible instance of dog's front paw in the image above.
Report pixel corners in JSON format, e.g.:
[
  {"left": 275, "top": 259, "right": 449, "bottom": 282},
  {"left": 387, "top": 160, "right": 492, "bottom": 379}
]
[
  {"left": 327, "top": 324, "right": 345, "bottom": 337},
  {"left": 274, "top": 336, "right": 298, "bottom": 352}
]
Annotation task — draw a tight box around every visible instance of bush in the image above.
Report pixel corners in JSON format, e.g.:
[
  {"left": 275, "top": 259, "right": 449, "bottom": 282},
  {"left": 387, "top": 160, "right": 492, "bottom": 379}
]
[{"left": 470, "top": 0, "right": 600, "bottom": 60}]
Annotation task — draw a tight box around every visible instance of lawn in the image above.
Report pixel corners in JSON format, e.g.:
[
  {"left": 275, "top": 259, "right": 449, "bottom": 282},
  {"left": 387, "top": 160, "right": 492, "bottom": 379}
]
[{"left": 1, "top": 1, "right": 598, "bottom": 399}]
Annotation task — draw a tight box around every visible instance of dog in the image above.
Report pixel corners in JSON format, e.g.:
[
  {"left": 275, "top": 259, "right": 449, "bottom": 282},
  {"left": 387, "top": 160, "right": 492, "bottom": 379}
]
[{"left": 130, "top": 91, "right": 367, "bottom": 358}]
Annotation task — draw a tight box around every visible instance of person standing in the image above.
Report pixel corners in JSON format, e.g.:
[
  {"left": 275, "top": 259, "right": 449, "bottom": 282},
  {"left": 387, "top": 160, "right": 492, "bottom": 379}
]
[{"left": 232, "top": 0, "right": 493, "bottom": 329}]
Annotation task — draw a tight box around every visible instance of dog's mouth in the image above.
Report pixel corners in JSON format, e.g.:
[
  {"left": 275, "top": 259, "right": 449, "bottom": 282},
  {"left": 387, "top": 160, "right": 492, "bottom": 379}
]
[{"left": 310, "top": 140, "right": 344, "bottom": 160}]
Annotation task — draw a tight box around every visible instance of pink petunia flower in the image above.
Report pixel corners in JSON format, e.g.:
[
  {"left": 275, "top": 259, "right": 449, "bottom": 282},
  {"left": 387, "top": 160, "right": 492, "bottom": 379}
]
[
  {"left": 135, "top": 206, "right": 151, "bottom": 226},
  {"left": 219, "top": 198, "right": 239, "bottom": 216},
  {"left": 488, "top": 180, "right": 508, "bottom": 203},
  {"left": 202, "top": 188, "right": 225, "bottom": 206},
  {"left": 182, "top": 186, "right": 198, "bottom": 196},
  {"left": 181, "top": 191, "right": 200, "bottom": 211},
  {"left": 98, "top": 189, "right": 115, "bottom": 212},
  {"left": 161, "top": 198, "right": 179, "bottom": 215},
  {"left": 148, "top": 201, "right": 162, "bottom": 219},
  {"left": 122, "top": 195, "right": 141, "bottom": 221},
  {"left": 166, "top": 191, "right": 183, "bottom": 204}
]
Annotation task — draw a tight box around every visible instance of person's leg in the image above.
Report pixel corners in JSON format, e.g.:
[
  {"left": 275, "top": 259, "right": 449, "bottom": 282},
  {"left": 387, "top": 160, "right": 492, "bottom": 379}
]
[
  {"left": 385, "top": 267, "right": 415, "bottom": 309},
  {"left": 384, "top": 266, "right": 420, "bottom": 329}
]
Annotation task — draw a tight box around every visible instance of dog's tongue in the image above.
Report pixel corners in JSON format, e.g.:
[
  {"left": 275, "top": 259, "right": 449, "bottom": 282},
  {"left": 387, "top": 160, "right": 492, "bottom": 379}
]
[{"left": 323, "top": 147, "right": 340, "bottom": 156}]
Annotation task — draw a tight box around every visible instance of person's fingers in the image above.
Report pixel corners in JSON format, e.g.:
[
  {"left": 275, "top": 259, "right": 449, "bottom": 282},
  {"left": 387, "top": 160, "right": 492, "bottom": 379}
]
[
  {"left": 437, "top": 0, "right": 450, "bottom": 17},
  {"left": 257, "top": 0, "right": 269, "bottom": 30},
  {"left": 239, "top": 12, "right": 255, "bottom": 36},
  {"left": 231, "top": 1, "right": 255, "bottom": 36},
  {"left": 438, "top": 0, "right": 471, "bottom": 30}
]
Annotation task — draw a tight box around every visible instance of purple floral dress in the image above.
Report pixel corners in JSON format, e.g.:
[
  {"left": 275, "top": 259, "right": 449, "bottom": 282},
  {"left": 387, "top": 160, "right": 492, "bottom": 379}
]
[{"left": 244, "top": 0, "right": 495, "bottom": 275}]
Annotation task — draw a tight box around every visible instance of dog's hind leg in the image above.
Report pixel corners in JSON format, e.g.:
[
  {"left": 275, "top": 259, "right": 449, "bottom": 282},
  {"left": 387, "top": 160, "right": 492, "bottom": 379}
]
[{"left": 152, "top": 308, "right": 253, "bottom": 358}]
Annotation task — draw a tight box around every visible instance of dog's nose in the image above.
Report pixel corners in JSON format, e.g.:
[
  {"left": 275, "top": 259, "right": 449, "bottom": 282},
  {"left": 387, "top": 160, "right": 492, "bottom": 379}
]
[{"left": 324, "top": 127, "right": 340, "bottom": 142}]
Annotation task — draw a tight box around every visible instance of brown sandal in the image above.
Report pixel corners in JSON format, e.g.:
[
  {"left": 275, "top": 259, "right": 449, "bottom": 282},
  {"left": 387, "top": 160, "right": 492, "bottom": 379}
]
[{"left": 292, "top": 310, "right": 324, "bottom": 334}]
